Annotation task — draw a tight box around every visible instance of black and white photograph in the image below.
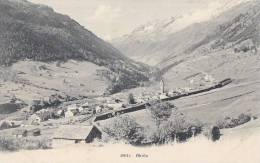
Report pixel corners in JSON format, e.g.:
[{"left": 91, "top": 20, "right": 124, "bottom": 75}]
[{"left": 0, "top": 0, "right": 259, "bottom": 162}]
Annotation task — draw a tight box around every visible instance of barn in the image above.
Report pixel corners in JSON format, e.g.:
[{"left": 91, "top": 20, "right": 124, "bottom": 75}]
[{"left": 52, "top": 125, "right": 102, "bottom": 147}]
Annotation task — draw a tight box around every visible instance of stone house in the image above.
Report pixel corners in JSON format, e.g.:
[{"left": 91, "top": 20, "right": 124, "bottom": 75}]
[
  {"left": 29, "top": 114, "right": 42, "bottom": 125},
  {"left": 106, "top": 103, "right": 124, "bottom": 110},
  {"left": 78, "top": 102, "right": 89, "bottom": 112},
  {"left": 65, "top": 109, "right": 79, "bottom": 118},
  {"left": 56, "top": 110, "right": 65, "bottom": 117},
  {"left": 95, "top": 105, "right": 104, "bottom": 114},
  {"left": 67, "top": 104, "right": 78, "bottom": 111},
  {"left": 159, "top": 93, "right": 169, "bottom": 100}
]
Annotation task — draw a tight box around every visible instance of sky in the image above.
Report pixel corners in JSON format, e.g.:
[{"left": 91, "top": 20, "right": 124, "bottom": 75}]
[{"left": 28, "top": 0, "right": 234, "bottom": 40}]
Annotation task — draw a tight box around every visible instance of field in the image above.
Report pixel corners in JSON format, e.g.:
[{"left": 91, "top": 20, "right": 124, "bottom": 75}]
[{"left": 0, "top": 60, "right": 109, "bottom": 104}]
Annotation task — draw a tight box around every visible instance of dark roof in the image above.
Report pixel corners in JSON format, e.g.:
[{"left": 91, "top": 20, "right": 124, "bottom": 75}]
[{"left": 53, "top": 125, "right": 101, "bottom": 140}]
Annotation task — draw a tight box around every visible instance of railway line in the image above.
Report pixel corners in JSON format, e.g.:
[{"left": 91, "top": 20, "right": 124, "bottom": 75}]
[{"left": 94, "top": 78, "right": 233, "bottom": 122}]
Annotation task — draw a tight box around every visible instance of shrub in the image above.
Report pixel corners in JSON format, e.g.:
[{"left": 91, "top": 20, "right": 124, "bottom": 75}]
[
  {"left": 149, "top": 123, "right": 174, "bottom": 144},
  {"left": 36, "top": 110, "right": 55, "bottom": 121},
  {"left": 238, "top": 113, "right": 251, "bottom": 124},
  {"left": 127, "top": 93, "right": 136, "bottom": 104},
  {"left": 103, "top": 115, "right": 145, "bottom": 145},
  {"left": 216, "top": 114, "right": 251, "bottom": 129},
  {"left": 30, "top": 100, "right": 45, "bottom": 113},
  {"left": 0, "top": 121, "right": 12, "bottom": 130},
  {"left": 149, "top": 111, "right": 202, "bottom": 144},
  {"left": 216, "top": 116, "right": 231, "bottom": 129},
  {"left": 147, "top": 101, "right": 175, "bottom": 127},
  {"left": 0, "top": 136, "right": 51, "bottom": 151},
  {"left": 48, "top": 94, "right": 61, "bottom": 106},
  {"left": 211, "top": 126, "right": 221, "bottom": 141},
  {"left": 203, "top": 126, "right": 221, "bottom": 142},
  {"left": 0, "top": 137, "right": 18, "bottom": 151}
]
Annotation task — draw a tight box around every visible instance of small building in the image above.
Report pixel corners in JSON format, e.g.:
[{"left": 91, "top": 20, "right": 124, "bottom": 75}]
[
  {"left": 52, "top": 125, "right": 102, "bottom": 147},
  {"left": 107, "top": 103, "right": 123, "bottom": 110},
  {"left": 78, "top": 102, "right": 89, "bottom": 112},
  {"left": 65, "top": 109, "right": 79, "bottom": 118},
  {"left": 65, "top": 104, "right": 80, "bottom": 117},
  {"left": 95, "top": 105, "right": 104, "bottom": 113},
  {"left": 136, "top": 98, "right": 145, "bottom": 104},
  {"left": 29, "top": 114, "right": 42, "bottom": 125},
  {"left": 168, "top": 91, "right": 180, "bottom": 97},
  {"left": 159, "top": 93, "right": 169, "bottom": 100},
  {"left": 56, "top": 110, "right": 65, "bottom": 117},
  {"left": 67, "top": 104, "right": 78, "bottom": 111}
]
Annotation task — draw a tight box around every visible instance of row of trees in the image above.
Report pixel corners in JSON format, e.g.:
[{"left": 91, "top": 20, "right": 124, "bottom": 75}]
[{"left": 103, "top": 101, "right": 219, "bottom": 145}]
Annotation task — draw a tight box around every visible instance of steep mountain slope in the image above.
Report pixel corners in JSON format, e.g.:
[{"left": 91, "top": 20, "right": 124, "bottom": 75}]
[
  {"left": 112, "top": 0, "right": 259, "bottom": 66},
  {"left": 147, "top": 0, "right": 260, "bottom": 91},
  {"left": 0, "top": 0, "right": 151, "bottom": 103},
  {"left": 160, "top": 0, "right": 259, "bottom": 68}
]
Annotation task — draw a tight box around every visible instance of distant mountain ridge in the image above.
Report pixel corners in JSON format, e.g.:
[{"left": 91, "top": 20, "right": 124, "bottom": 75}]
[
  {"left": 112, "top": 0, "right": 259, "bottom": 66},
  {"left": 0, "top": 0, "right": 151, "bottom": 94},
  {"left": 159, "top": 0, "right": 259, "bottom": 69}
]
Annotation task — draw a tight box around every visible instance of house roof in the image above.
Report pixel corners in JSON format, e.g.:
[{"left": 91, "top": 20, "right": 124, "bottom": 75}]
[
  {"left": 65, "top": 109, "right": 79, "bottom": 115},
  {"left": 53, "top": 125, "right": 101, "bottom": 140},
  {"left": 29, "top": 128, "right": 41, "bottom": 133}
]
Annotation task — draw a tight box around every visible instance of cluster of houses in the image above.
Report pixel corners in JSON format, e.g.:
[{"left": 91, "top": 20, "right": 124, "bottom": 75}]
[
  {"left": 49, "top": 80, "right": 194, "bottom": 147},
  {"left": 18, "top": 79, "right": 194, "bottom": 147},
  {"left": 135, "top": 79, "right": 193, "bottom": 103},
  {"left": 63, "top": 98, "right": 126, "bottom": 119},
  {"left": 22, "top": 79, "right": 193, "bottom": 129}
]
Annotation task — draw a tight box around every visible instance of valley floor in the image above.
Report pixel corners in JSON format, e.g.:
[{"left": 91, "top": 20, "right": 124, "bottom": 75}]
[{"left": 0, "top": 52, "right": 259, "bottom": 163}]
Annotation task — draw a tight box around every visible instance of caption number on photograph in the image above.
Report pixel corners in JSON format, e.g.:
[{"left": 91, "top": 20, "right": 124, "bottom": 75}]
[{"left": 120, "top": 153, "right": 149, "bottom": 158}]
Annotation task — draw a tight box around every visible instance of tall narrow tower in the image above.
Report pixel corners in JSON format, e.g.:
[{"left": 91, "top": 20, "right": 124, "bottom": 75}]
[{"left": 160, "top": 79, "right": 165, "bottom": 94}]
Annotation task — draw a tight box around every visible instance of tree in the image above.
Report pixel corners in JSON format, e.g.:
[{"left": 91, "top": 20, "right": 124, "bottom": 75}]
[
  {"left": 203, "top": 125, "right": 221, "bottom": 142},
  {"left": 0, "top": 121, "right": 12, "bottom": 130},
  {"left": 103, "top": 115, "right": 145, "bottom": 145},
  {"left": 211, "top": 126, "right": 220, "bottom": 141},
  {"left": 147, "top": 101, "right": 175, "bottom": 127},
  {"left": 48, "top": 94, "right": 61, "bottom": 106},
  {"left": 127, "top": 93, "right": 135, "bottom": 104},
  {"left": 149, "top": 111, "right": 193, "bottom": 144}
]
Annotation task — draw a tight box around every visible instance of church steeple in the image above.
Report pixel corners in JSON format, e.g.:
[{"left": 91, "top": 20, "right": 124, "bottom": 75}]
[{"left": 160, "top": 79, "right": 165, "bottom": 94}]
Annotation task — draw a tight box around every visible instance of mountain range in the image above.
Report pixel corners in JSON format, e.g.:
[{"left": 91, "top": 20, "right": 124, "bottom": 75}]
[
  {"left": 0, "top": 0, "right": 151, "bottom": 104},
  {"left": 112, "top": 0, "right": 259, "bottom": 66}
]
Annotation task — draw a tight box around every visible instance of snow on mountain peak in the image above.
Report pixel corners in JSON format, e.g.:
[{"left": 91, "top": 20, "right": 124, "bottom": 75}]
[{"left": 120, "top": 0, "right": 253, "bottom": 41}]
